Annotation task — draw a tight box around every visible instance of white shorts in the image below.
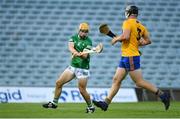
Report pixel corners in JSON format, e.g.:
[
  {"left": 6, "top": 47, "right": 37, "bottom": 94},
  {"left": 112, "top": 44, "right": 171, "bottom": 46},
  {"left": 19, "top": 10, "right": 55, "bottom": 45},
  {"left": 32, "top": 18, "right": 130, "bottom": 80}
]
[{"left": 66, "top": 66, "right": 90, "bottom": 79}]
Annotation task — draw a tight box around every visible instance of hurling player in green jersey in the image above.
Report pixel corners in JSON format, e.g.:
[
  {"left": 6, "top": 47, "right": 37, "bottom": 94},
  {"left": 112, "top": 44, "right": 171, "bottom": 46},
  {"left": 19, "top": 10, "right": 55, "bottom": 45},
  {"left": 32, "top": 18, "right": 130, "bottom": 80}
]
[{"left": 42, "top": 22, "right": 95, "bottom": 113}]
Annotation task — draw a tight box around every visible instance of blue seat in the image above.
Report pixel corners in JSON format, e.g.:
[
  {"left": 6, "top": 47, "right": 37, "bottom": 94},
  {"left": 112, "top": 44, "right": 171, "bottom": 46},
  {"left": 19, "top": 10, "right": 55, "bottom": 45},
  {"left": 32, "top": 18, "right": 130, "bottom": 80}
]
[{"left": 0, "top": 0, "right": 179, "bottom": 88}]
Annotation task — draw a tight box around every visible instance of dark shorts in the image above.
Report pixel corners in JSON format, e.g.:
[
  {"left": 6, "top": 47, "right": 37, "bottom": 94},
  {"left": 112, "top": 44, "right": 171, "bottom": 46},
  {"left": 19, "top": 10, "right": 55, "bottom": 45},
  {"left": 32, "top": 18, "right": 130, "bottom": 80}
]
[{"left": 118, "top": 56, "right": 140, "bottom": 71}]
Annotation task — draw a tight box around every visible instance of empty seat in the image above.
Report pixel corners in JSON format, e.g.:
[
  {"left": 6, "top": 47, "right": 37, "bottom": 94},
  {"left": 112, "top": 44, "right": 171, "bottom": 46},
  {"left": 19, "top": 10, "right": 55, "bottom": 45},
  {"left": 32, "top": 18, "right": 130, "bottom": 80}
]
[{"left": 0, "top": 0, "right": 179, "bottom": 88}]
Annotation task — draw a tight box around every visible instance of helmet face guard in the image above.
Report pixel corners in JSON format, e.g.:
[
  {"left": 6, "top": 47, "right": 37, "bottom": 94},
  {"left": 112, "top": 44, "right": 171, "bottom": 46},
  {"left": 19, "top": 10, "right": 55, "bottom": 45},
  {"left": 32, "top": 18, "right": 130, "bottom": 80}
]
[{"left": 125, "top": 5, "right": 138, "bottom": 18}]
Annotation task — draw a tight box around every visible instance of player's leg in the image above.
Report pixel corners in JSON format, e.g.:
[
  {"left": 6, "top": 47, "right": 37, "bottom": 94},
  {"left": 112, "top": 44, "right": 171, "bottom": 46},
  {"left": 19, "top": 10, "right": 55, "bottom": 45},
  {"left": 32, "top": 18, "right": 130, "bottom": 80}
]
[
  {"left": 93, "top": 57, "right": 127, "bottom": 111},
  {"left": 129, "top": 69, "right": 158, "bottom": 93},
  {"left": 78, "top": 78, "right": 95, "bottom": 113},
  {"left": 76, "top": 68, "right": 95, "bottom": 113},
  {"left": 93, "top": 67, "right": 127, "bottom": 111},
  {"left": 42, "top": 66, "right": 75, "bottom": 109},
  {"left": 106, "top": 67, "right": 127, "bottom": 104},
  {"left": 129, "top": 68, "right": 170, "bottom": 110},
  {"left": 53, "top": 68, "right": 75, "bottom": 103}
]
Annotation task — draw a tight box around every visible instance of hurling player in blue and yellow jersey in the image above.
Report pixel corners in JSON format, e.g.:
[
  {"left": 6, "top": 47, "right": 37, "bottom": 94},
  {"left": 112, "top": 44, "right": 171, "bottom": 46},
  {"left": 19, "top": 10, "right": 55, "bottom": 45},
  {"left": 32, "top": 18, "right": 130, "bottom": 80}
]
[
  {"left": 42, "top": 23, "right": 95, "bottom": 113},
  {"left": 93, "top": 5, "right": 170, "bottom": 111}
]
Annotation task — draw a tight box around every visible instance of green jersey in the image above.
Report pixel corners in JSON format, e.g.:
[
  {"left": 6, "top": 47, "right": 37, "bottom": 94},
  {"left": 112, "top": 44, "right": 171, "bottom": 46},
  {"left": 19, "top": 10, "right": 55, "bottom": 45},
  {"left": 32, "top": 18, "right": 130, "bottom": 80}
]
[{"left": 69, "top": 34, "right": 92, "bottom": 69}]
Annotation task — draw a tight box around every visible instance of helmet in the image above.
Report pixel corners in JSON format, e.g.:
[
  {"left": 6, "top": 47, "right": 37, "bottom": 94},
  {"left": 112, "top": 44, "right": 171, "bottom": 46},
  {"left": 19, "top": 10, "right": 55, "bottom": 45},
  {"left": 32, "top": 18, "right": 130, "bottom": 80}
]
[
  {"left": 79, "top": 22, "right": 89, "bottom": 31},
  {"left": 125, "top": 5, "right": 138, "bottom": 18}
]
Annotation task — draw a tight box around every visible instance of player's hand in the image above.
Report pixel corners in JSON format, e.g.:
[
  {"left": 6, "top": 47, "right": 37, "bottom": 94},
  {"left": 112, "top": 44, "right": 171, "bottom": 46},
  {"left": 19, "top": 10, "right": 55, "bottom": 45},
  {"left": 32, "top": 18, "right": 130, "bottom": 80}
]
[
  {"left": 138, "top": 38, "right": 151, "bottom": 46},
  {"left": 80, "top": 52, "right": 88, "bottom": 59},
  {"left": 73, "top": 52, "right": 82, "bottom": 57},
  {"left": 111, "top": 36, "right": 119, "bottom": 45},
  {"left": 138, "top": 39, "right": 144, "bottom": 46}
]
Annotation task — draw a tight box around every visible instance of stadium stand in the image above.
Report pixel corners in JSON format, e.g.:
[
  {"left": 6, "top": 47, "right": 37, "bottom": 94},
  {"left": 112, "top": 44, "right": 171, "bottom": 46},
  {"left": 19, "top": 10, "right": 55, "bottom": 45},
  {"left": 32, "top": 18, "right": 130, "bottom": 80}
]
[{"left": 0, "top": 0, "right": 180, "bottom": 88}]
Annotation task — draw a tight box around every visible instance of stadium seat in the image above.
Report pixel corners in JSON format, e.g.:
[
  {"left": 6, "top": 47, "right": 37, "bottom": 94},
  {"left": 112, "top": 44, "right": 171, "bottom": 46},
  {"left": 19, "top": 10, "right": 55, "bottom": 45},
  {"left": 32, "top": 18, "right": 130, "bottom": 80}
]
[{"left": 0, "top": 0, "right": 179, "bottom": 88}]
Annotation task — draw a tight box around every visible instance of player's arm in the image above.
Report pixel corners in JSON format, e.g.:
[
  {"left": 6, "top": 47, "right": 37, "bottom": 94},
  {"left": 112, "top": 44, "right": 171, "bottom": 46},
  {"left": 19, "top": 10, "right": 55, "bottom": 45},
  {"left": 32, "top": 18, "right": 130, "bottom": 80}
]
[
  {"left": 68, "top": 42, "right": 81, "bottom": 57},
  {"left": 138, "top": 36, "right": 151, "bottom": 46},
  {"left": 138, "top": 30, "right": 151, "bottom": 46},
  {"left": 80, "top": 52, "right": 88, "bottom": 59},
  {"left": 80, "top": 45, "right": 91, "bottom": 59},
  {"left": 111, "top": 29, "right": 130, "bottom": 45},
  {"left": 111, "top": 21, "right": 130, "bottom": 45}
]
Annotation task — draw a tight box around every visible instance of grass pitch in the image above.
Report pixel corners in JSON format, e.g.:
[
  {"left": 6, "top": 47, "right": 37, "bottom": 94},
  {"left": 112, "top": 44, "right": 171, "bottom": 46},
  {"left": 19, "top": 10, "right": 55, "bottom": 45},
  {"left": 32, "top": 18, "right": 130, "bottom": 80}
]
[{"left": 0, "top": 101, "right": 180, "bottom": 118}]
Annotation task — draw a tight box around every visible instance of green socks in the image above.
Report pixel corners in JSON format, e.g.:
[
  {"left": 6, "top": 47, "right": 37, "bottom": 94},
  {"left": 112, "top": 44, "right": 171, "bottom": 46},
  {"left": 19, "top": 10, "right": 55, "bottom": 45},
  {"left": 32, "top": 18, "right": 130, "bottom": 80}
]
[
  {"left": 87, "top": 101, "right": 93, "bottom": 107},
  {"left": 53, "top": 98, "right": 58, "bottom": 105}
]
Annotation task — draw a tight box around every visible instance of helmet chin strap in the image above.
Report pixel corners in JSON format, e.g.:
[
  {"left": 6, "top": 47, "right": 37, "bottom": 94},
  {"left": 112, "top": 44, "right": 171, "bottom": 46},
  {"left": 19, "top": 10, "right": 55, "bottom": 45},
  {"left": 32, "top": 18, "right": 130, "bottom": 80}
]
[
  {"left": 125, "top": 12, "right": 130, "bottom": 18},
  {"left": 125, "top": 12, "right": 137, "bottom": 19}
]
